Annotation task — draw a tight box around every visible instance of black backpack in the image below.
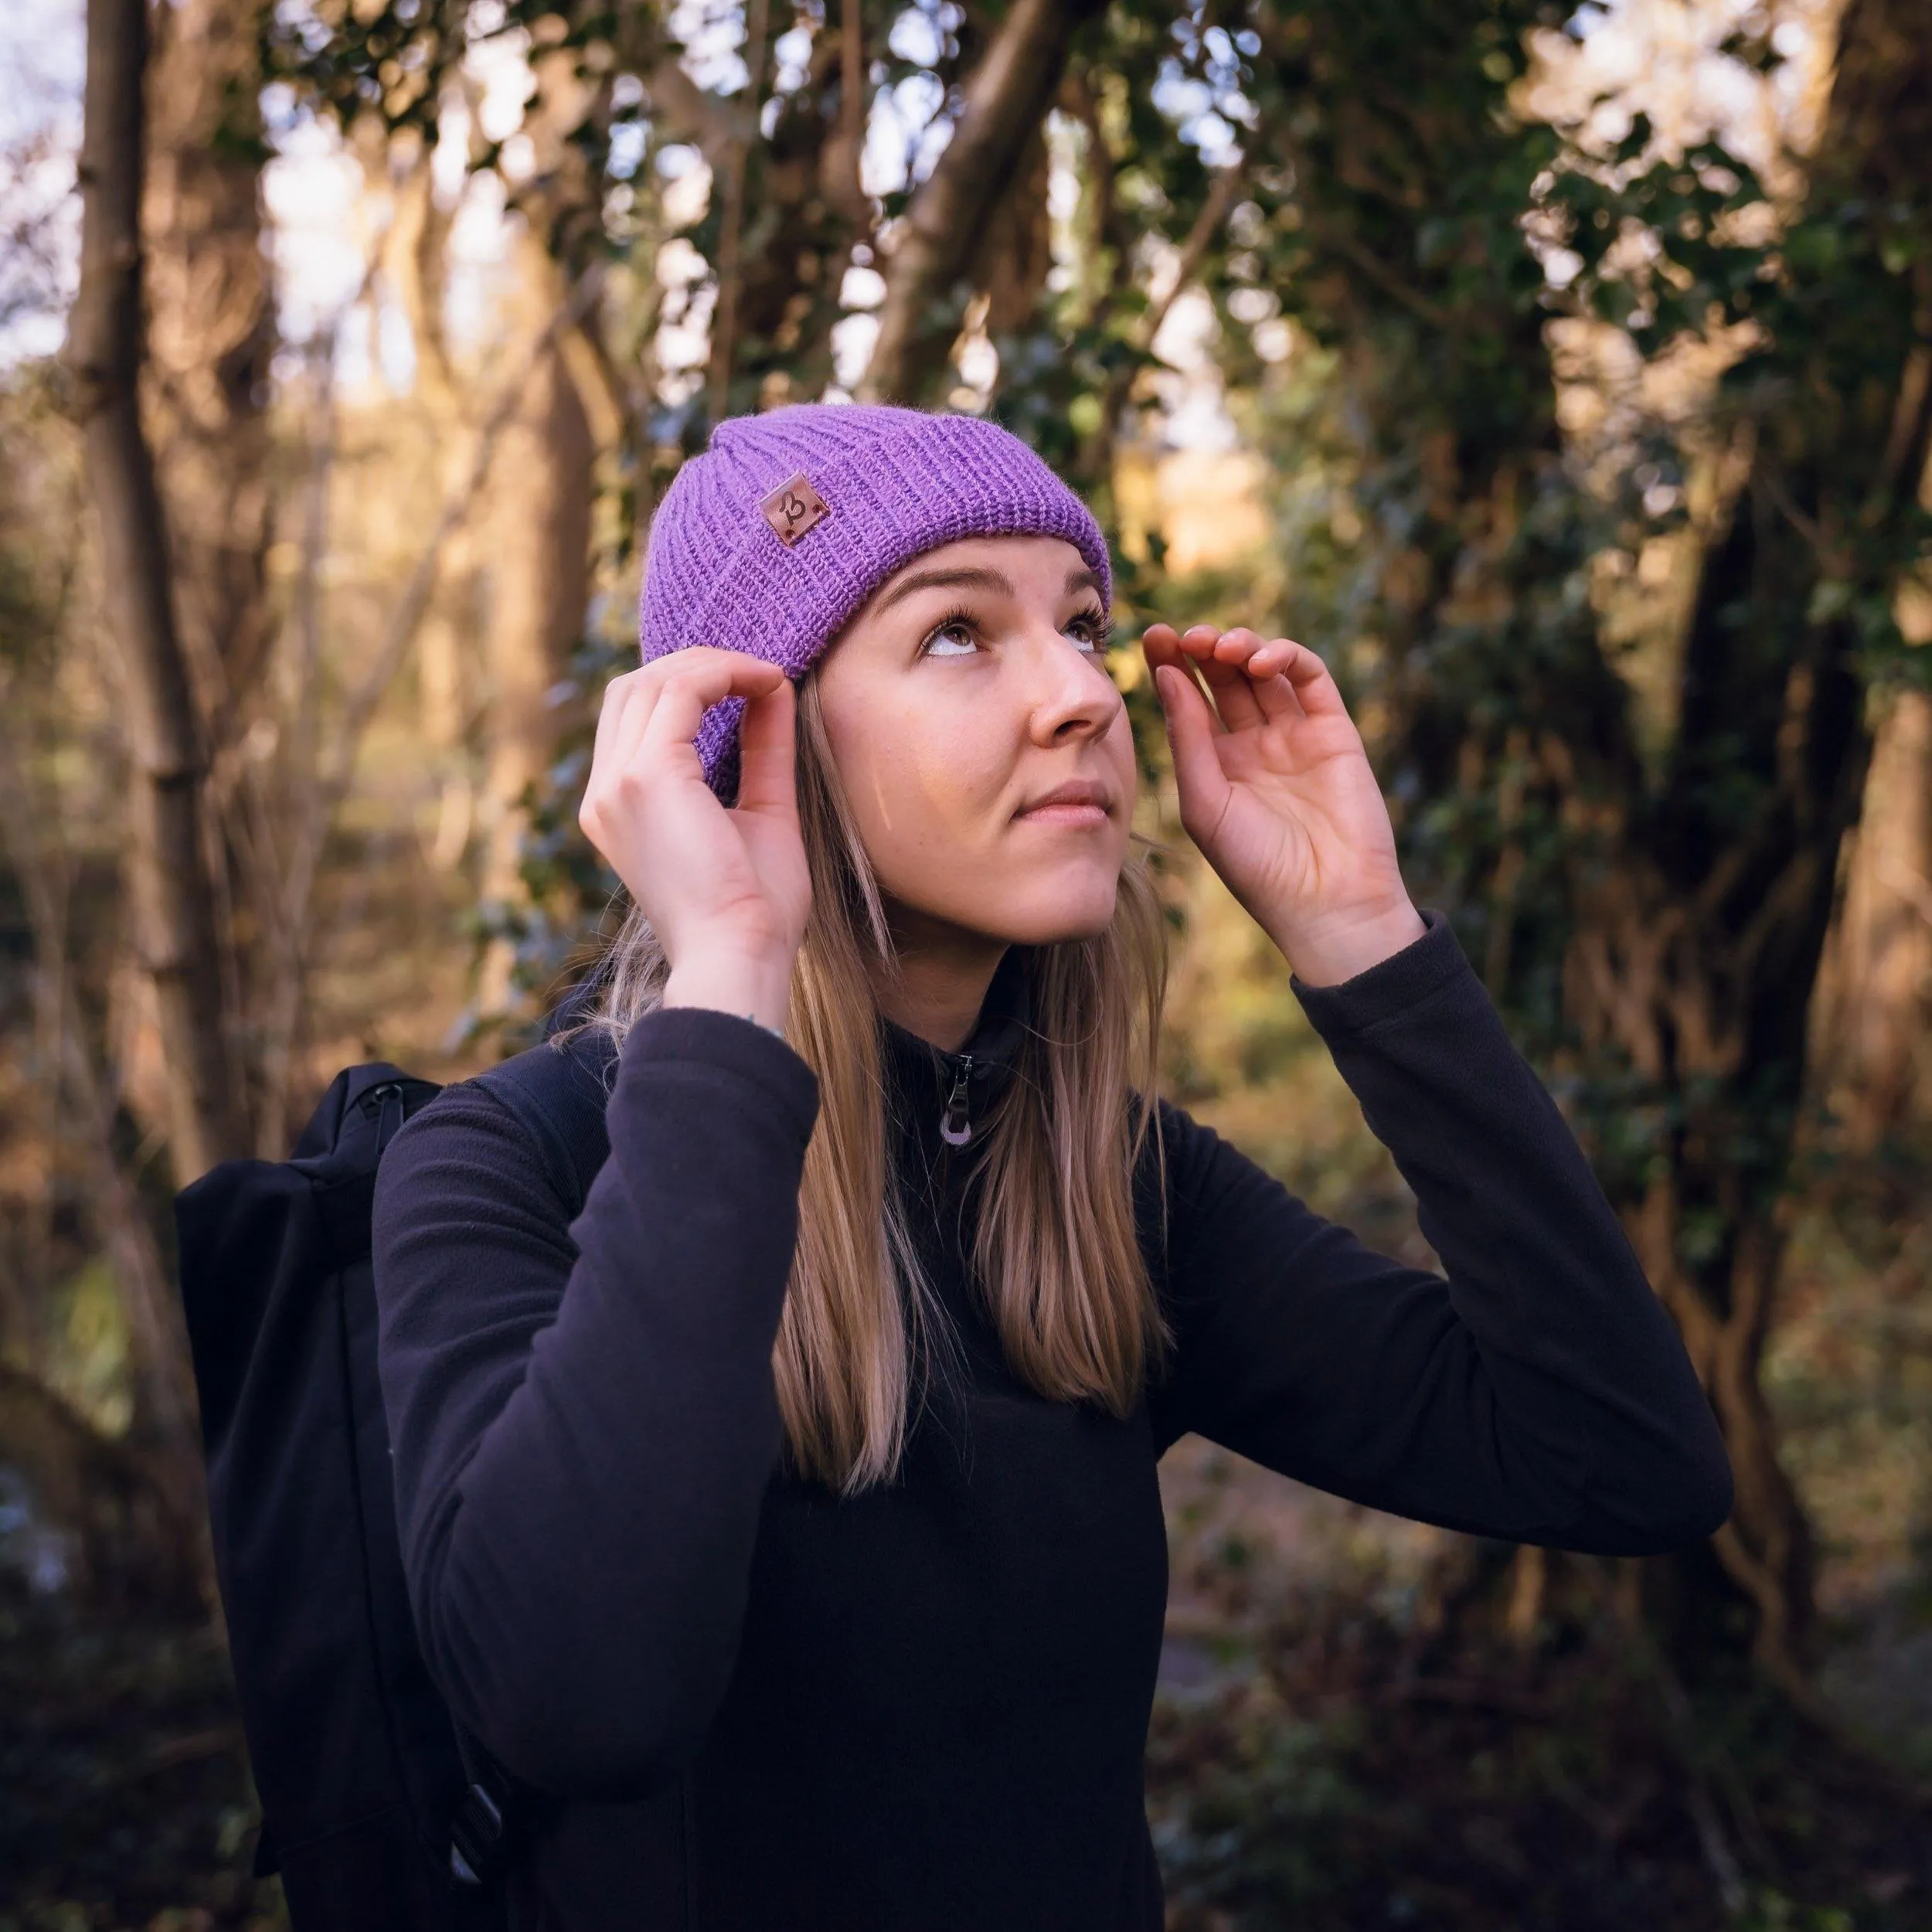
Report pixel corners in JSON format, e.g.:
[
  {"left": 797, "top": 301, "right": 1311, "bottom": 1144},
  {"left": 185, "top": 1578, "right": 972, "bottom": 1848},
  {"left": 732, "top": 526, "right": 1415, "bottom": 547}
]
[{"left": 172, "top": 1012, "right": 616, "bottom": 1928}]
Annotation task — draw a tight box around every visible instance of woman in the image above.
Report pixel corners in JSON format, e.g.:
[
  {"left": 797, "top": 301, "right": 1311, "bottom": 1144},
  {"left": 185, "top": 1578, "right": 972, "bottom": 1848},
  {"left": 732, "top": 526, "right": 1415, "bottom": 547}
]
[{"left": 372, "top": 403, "right": 1731, "bottom": 1930}]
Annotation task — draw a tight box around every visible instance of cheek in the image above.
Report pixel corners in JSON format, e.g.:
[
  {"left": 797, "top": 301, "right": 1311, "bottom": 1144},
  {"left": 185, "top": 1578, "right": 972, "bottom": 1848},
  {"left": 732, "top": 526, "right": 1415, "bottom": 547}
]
[
  {"left": 833, "top": 690, "right": 1013, "bottom": 883},
  {"left": 1102, "top": 703, "right": 1138, "bottom": 791},
  {"left": 818, "top": 660, "right": 1138, "bottom": 944}
]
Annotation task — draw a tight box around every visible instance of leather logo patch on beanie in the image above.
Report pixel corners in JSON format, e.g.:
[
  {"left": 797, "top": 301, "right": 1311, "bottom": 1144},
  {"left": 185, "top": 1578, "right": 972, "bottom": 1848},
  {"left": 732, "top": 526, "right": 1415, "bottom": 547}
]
[{"left": 761, "top": 472, "right": 829, "bottom": 546}]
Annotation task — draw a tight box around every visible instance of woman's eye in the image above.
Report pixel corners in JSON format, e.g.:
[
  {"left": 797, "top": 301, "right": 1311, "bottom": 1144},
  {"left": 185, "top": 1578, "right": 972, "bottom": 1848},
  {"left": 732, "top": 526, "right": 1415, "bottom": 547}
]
[
  {"left": 1064, "top": 611, "right": 1109, "bottom": 653},
  {"left": 923, "top": 622, "right": 978, "bottom": 658}
]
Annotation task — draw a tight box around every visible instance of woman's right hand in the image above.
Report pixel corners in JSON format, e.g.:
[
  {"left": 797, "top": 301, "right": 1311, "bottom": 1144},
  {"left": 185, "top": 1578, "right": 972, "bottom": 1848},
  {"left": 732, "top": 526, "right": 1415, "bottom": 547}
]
[{"left": 580, "top": 648, "right": 810, "bottom": 1033}]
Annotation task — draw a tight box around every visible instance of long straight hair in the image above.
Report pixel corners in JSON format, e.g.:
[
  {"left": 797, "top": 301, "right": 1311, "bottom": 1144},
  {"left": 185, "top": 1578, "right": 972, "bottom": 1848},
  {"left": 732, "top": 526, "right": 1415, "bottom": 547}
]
[{"left": 564, "top": 672, "right": 1170, "bottom": 1492}]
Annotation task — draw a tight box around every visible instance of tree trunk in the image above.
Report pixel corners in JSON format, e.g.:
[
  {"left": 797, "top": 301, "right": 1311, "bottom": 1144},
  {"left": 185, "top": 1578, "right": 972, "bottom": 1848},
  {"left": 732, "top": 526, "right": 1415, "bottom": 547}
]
[
  {"left": 1279, "top": 0, "right": 1931, "bottom": 1687},
  {"left": 477, "top": 233, "right": 596, "bottom": 1016},
  {"left": 859, "top": 0, "right": 1107, "bottom": 403},
  {"left": 1560, "top": 0, "right": 1932, "bottom": 1682},
  {"left": 145, "top": 0, "right": 276, "bottom": 741},
  {"left": 703, "top": 12, "right": 874, "bottom": 415},
  {"left": 66, "top": 0, "right": 244, "bottom": 1185},
  {"left": 1811, "top": 688, "right": 1932, "bottom": 1151},
  {"left": 144, "top": 0, "right": 277, "bottom": 1146}
]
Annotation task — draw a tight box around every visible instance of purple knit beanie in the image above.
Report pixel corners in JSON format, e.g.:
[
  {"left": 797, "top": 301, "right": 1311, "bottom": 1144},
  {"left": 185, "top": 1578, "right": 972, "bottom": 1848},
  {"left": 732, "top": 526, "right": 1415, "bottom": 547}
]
[{"left": 639, "top": 403, "right": 1111, "bottom": 801}]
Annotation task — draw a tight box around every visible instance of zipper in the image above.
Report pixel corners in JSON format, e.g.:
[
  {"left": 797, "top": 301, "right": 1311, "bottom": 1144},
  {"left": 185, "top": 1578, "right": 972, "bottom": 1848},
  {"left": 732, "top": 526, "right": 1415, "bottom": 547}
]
[
  {"left": 939, "top": 1053, "right": 975, "bottom": 1147},
  {"left": 365, "top": 1080, "right": 408, "bottom": 1158}
]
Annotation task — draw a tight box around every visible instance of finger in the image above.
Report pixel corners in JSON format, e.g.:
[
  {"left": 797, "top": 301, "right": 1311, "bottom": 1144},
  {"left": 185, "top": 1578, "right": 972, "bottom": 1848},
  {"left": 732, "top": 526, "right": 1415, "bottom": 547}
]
[
  {"left": 1159, "top": 626, "right": 1267, "bottom": 726},
  {"left": 1167, "top": 652, "right": 1226, "bottom": 735},
  {"left": 611, "top": 663, "right": 672, "bottom": 786},
  {"left": 637, "top": 645, "right": 785, "bottom": 700},
  {"left": 1155, "top": 663, "right": 1231, "bottom": 843},
  {"left": 733, "top": 675, "right": 799, "bottom": 821},
  {"left": 1140, "top": 623, "right": 1185, "bottom": 672},
  {"left": 1139, "top": 624, "right": 1193, "bottom": 696},
  {"left": 1212, "top": 628, "right": 1306, "bottom": 723},
  {"left": 591, "top": 667, "right": 649, "bottom": 772},
  {"left": 611, "top": 650, "right": 737, "bottom": 768},
  {"left": 1196, "top": 661, "right": 1268, "bottom": 731},
  {"left": 639, "top": 652, "right": 787, "bottom": 768},
  {"left": 1256, "top": 638, "right": 1349, "bottom": 719},
  {"left": 583, "top": 670, "right": 656, "bottom": 838},
  {"left": 1179, "top": 628, "right": 1268, "bottom": 731}
]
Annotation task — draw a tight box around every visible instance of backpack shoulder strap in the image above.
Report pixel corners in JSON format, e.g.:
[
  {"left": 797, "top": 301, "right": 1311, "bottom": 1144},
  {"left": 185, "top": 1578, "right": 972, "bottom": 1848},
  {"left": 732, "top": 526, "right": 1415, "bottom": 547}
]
[{"left": 473, "top": 1029, "right": 615, "bottom": 1221}]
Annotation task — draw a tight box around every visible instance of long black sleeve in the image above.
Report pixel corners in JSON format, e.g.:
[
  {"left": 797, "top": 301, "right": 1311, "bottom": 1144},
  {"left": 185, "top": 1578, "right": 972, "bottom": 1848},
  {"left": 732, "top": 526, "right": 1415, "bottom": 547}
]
[
  {"left": 1148, "top": 909, "right": 1733, "bottom": 1555},
  {"left": 370, "top": 1007, "right": 819, "bottom": 1799}
]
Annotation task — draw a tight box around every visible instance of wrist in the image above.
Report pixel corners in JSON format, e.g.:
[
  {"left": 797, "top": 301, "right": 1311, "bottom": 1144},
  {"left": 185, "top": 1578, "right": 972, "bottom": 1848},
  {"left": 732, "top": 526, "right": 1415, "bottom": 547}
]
[
  {"left": 1272, "top": 899, "right": 1427, "bottom": 988},
  {"left": 662, "top": 947, "right": 795, "bottom": 1036}
]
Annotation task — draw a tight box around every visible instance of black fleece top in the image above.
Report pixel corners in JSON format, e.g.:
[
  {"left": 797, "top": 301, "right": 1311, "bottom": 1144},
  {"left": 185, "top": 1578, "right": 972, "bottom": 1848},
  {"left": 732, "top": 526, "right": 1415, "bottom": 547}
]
[{"left": 369, "top": 909, "right": 1732, "bottom": 1931}]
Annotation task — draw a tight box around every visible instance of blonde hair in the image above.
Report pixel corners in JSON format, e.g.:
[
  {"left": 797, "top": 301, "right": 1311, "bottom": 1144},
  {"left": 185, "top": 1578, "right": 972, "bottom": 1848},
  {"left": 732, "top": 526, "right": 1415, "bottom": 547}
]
[{"left": 563, "top": 672, "right": 1170, "bottom": 1492}]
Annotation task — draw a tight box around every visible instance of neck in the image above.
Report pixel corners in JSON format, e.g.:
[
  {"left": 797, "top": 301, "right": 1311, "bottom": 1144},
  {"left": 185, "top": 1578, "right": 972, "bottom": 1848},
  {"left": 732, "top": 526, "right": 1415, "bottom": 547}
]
[{"left": 871, "top": 906, "right": 1008, "bottom": 1053}]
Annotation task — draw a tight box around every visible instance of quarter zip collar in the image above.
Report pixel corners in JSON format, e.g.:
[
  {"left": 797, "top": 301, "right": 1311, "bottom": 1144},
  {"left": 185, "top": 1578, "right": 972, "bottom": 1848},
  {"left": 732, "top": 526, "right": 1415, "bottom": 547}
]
[{"left": 879, "top": 947, "right": 1032, "bottom": 1151}]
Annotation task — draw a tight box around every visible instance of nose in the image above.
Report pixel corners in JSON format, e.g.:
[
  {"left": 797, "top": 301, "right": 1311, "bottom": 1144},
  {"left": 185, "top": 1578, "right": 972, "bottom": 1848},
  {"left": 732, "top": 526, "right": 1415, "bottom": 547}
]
[{"left": 1019, "top": 621, "right": 1124, "bottom": 750}]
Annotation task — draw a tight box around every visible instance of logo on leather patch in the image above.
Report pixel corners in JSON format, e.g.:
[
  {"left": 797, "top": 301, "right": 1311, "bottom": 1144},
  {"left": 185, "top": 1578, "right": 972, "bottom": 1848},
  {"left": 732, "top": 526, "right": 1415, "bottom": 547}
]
[{"left": 761, "top": 473, "right": 829, "bottom": 546}]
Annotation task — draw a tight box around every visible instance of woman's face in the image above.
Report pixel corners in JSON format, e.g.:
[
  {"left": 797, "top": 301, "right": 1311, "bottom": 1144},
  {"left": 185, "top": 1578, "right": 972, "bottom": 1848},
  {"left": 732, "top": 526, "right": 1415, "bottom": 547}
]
[{"left": 813, "top": 534, "right": 1137, "bottom": 949}]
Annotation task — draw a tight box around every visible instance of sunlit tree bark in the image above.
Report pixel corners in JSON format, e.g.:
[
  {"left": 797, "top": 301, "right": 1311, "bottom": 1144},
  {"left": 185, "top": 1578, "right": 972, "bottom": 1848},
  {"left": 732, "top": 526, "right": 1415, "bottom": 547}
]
[
  {"left": 145, "top": 0, "right": 276, "bottom": 743},
  {"left": 477, "top": 230, "right": 597, "bottom": 1015},
  {"left": 1811, "top": 658, "right": 1932, "bottom": 1152},
  {"left": 58, "top": 0, "right": 230, "bottom": 1573},
  {"left": 859, "top": 0, "right": 1107, "bottom": 403},
  {"left": 66, "top": 0, "right": 244, "bottom": 1185}
]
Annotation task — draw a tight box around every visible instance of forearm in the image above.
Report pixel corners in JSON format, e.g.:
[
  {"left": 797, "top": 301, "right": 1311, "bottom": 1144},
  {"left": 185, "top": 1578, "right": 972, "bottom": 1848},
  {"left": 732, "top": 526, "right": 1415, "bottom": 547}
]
[
  {"left": 1299, "top": 913, "right": 1730, "bottom": 1546},
  {"left": 1163, "top": 912, "right": 1733, "bottom": 1553},
  {"left": 373, "top": 1009, "right": 818, "bottom": 1796}
]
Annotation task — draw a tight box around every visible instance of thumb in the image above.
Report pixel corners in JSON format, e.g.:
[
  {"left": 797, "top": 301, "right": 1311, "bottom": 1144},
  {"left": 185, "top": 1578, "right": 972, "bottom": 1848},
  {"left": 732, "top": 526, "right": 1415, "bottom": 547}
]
[{"left": 1156, "top": 664, "right": 1230, "bottom": 843}]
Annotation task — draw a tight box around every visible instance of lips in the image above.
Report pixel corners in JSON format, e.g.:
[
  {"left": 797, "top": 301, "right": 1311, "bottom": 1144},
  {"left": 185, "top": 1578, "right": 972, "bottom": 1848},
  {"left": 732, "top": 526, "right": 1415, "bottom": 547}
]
[{"left": 1015, "top": 779, "right": 1114, "bottom": 823}]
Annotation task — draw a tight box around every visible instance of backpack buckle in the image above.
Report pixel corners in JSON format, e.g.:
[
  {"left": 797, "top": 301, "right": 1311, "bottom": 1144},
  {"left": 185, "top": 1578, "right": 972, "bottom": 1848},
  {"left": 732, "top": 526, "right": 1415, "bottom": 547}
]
[{"left": 448, "top": 1779, "right": 504, "bottom": 1886}]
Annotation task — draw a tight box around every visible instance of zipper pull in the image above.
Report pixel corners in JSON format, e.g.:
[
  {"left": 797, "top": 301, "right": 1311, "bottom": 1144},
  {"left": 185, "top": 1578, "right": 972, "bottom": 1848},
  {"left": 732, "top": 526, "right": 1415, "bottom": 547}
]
[
  {"left": 940, "top": 1054, "right": 975, "bottom": 1147},
  {"left": 367, "top": 1080, "right": 407, "bottom": 1158}
]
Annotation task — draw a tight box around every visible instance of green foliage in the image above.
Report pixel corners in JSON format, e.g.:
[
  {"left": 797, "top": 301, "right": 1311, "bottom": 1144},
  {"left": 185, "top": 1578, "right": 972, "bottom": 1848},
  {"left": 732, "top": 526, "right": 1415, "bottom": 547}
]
[
  {"left": 1145, "top": 0, "right": 1932, "bottom": 1318},
  {"left": 481, "top": 624, "right": 637, "bottom": 1038},
  {"left": 40, "top": 1259, "right": 132, "bottom": 1441},
  {"left": 1545, "top": 127, "right": 1777, "bottom": 341},
  {"left": 281, "top": 0, "right": 1931, "bottom": 1304}
]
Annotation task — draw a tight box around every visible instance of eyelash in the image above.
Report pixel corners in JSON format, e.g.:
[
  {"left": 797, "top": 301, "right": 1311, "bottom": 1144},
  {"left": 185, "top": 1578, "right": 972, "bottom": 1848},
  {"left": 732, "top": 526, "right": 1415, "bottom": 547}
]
[{"left": 920, "top": 604, "right": 1114, "bottom": 658}]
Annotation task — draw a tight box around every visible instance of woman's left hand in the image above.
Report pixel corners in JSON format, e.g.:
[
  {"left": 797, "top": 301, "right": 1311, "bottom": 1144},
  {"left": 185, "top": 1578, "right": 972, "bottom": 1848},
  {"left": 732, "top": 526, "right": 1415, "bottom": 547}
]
[{"left": 1142, "top": 624, "right": 1426, "bottom": 987}]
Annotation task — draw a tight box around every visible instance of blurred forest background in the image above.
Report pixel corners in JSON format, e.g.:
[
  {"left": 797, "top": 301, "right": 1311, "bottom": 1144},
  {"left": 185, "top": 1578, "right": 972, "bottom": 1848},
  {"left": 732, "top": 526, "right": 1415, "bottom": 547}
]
[{"left": 2, "top": 0, "right": 1931, "bottom": 1924}]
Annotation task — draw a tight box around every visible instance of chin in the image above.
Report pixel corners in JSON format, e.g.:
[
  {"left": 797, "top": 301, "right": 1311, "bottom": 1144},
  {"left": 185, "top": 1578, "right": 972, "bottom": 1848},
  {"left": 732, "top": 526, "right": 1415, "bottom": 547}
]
[{"left": 985, "top": 868, "right": 1122, "bottom": 947}]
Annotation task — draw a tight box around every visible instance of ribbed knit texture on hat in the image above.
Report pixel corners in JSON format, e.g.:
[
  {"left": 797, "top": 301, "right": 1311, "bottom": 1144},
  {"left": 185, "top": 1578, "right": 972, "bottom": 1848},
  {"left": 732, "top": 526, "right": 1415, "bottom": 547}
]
[{"left": 639, "top": 403, "right": 1111, "bottom": 800}]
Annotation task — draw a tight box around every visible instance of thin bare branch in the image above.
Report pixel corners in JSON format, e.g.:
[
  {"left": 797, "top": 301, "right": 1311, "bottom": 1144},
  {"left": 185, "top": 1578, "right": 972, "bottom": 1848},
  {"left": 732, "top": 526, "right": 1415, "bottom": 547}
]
[
  {"left": 708, "top": 0, "right": 771, "bottom": 423},
  {"left": 254, "top": 268, "right": 604, "bottom": 1141},
  {"left": 323, "top": 268, "right": 604, "bottom": 809},
  {"left": 1084, "top": 160, "right": 1247, "bottom": 474},
  {"left": 839, "top": 0, "right": 866, "bottom": 215},
  {"left": 860, "top": 0, "right": 1107, "bottom": 401}
]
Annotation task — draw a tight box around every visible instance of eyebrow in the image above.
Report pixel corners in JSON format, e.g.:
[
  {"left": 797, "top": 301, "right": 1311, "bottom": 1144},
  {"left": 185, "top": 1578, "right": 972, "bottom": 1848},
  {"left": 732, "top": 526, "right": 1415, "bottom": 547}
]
[
  {"left": 873, "top": 565, "right": 1015, "bottom": 614},
  {"left": 872, "top": 562, "right": 1107, "bottom": 615}
]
